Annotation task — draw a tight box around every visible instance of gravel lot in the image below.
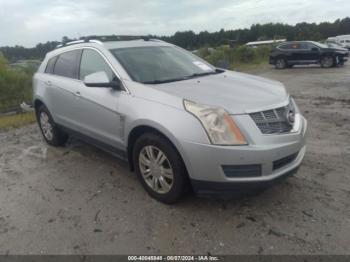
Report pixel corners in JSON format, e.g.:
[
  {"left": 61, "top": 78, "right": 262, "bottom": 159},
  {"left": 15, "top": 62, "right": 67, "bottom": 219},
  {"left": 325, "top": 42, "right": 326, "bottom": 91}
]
[{"left": 0, "top": 64, "right": 349, "bottom": 255}]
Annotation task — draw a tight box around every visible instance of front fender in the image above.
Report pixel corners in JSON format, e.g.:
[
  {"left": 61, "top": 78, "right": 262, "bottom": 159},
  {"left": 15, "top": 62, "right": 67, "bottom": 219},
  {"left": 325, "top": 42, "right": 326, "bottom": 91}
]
[{"left": 122, "top": 95, "right": 210, "bottom": 175}]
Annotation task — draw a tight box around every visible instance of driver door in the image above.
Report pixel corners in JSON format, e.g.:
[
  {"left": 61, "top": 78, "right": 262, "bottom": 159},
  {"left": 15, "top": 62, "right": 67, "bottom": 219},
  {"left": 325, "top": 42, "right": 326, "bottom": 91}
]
[
  {"left": 72, "top": 48, "right": 124, "bottom": 149},
  {"left": 300, "top": 42, "right": 319, "bottom": 62}
]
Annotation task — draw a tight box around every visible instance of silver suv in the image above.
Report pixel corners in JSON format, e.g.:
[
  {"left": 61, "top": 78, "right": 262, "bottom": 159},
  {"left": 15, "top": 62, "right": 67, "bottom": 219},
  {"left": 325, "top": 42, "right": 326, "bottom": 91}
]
[{"left": 33, "top": 37, "right": 307, "bottom": 203}]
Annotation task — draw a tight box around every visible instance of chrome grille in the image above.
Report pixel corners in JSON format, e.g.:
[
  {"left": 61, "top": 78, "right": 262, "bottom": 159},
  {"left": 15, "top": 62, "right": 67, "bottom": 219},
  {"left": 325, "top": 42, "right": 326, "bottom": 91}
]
[{"left": 250, "top": 105, "right": 294, "bottom": 134}]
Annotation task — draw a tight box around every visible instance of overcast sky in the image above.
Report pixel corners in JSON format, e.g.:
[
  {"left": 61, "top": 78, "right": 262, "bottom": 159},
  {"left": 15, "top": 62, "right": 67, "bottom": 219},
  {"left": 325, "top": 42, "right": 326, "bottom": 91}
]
[{"left": 0, "top": 0, "right": 349, "bottom": 47}]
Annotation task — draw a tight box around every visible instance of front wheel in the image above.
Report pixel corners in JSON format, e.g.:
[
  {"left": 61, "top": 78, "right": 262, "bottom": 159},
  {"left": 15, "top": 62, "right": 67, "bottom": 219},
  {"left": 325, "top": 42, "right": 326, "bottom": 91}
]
[
  {"left": 132, "top": 133, "right": 189, "bottom": 204},
  {"left": 320, "top": 55, "right": 334, "bottom": 68}
]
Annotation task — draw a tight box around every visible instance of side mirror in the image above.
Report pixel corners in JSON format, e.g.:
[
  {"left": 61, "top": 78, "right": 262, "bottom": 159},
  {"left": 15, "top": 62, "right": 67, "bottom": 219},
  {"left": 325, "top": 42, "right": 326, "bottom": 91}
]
[
  {"left": 311, "top": 47, "right": 318, "bottom": 51},
  {"left": 84, "top": 71, "right": 122, "bottom": 90}
]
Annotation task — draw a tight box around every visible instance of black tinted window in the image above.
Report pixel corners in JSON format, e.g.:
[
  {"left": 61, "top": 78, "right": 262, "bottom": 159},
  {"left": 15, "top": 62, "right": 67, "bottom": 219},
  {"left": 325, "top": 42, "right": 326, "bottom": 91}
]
[
  {"left": 279, "top": 43, "right": 301, "bottom": 50},
  {"left": 45, "top": 56, "right": 57, "bottom": 74},
  {"left": 53, "top": 50, "right": 81, "bottom": 79},
  {"left": 279, "top": 44, "right": 292, "bottom": 50},
  {"left": 79, "top": 49, "right": 115, "bottom": 81},
  {"left": 300, "top": 42, "right": 313, "bottom": 49}
]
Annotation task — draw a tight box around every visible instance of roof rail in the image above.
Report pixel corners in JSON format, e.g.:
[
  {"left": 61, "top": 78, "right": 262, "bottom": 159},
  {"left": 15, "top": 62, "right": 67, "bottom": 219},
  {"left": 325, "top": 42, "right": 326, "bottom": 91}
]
[
  {"left": 56, "top": 39, "right": 103, "bottom": 49},
  {"left": 83, "top": 35, "right": 152, "bottom": 42},
  {"left": 55, "top": 35, "right": 163, "bottom": 49}
]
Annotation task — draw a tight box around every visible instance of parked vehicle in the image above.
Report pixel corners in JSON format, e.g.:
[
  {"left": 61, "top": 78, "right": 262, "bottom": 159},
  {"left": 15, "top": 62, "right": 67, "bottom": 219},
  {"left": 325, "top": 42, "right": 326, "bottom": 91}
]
[
  {"left": 326, "top": 42, "right": 349, "bottom": 51},
  {"left": 33, "top": 37, "right": 307, "bottom": 203},
  {"left": 326, "top": 35, "right": 350, "bottom": 50},
  {"left": 269, "top": 41, "right": 348, "bottom": 69}
]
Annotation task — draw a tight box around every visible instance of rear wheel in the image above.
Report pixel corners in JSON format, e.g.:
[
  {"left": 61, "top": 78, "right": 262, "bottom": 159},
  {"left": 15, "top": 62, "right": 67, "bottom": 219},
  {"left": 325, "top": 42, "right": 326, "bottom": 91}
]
[
  {"left": 275, "top": 57, "right": 287, "bottom": 69},
  {"left": 132, "top": 133, "right": 189, "bottom": 204},
  {"left": 37, "top": 105, "right": 68, "bottom": 146},
  {"left": 320, "top": 55, "right": 334, "bottom": 68}
]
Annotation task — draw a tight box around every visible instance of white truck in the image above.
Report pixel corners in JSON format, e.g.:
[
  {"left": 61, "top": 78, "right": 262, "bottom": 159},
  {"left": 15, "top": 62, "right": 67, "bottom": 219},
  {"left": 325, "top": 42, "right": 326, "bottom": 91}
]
[{"left": 326, "top": 35, "right": 350, "bottom": 50}]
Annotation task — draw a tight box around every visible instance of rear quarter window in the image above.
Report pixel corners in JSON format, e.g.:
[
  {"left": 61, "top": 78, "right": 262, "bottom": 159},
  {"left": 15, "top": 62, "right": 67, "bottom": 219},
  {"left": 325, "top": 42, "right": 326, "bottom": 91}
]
[{"left": 45, "top": 56, "right": 57, "bottom": 74}]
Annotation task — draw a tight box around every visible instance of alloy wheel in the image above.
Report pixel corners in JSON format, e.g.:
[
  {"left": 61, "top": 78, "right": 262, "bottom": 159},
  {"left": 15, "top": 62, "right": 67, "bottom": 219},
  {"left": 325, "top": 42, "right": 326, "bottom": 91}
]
[
  {"left": 138, "top": 145, "right": 174, "bottom": 194},
  {"left": 276, "top": 58, "right": 286, "bottom": 69},
  {"left": 322, "top": 56, "right": 333, "bottom": 68},
  {"left": 40, "top": 111, "right": 53, "bottom": 141}
]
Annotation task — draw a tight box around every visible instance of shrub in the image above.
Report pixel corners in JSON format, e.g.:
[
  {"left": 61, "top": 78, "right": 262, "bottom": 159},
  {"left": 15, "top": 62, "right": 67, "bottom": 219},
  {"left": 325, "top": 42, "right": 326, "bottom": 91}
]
[
  {"left": 196, "top": 45, "right": 271, "bottom": 68},
  {"left": 235, "top": 46, "right": 257, "bottom": 63},
  {"left": 0, "top": 52, "right": 33, "bottom": 112}
]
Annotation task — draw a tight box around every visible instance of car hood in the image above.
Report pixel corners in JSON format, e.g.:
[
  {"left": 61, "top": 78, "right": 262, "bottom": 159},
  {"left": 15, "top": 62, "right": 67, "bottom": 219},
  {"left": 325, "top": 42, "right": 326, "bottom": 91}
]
[
  {"left": 151, "top": 70, "right": 288, "bottom": 114},
  {"left": 325, "top": 47, "right": 348, "bottom": 54},
  {"left": 327, "top": 46, "right": 348, "bottom": 52}
]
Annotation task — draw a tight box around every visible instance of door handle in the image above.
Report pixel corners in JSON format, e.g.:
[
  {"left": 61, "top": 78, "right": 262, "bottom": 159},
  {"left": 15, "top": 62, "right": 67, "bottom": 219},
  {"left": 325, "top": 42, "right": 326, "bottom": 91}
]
[
  {"left": 45, "top": 80, "right": 52, "bottom": 86},
  {"left": 75, "top": 91, "right": 81, "bottom": 97}
]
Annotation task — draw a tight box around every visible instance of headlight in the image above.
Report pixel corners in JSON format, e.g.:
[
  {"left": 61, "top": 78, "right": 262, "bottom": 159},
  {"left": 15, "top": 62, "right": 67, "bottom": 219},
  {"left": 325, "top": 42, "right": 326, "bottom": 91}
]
[{"left": 184, "top": 100, "right": 247, "bottom": 145}]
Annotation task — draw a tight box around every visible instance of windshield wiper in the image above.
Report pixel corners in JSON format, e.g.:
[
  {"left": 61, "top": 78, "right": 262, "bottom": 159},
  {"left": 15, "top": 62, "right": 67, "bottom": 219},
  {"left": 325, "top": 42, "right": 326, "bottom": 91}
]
[
  {"left": 185, "top": 68, "right": 225, "bottom": 79},
  {"left": 142, "top": 77, "right": 188, "bottom": 84},
  {"left": 186, "top": 72, "right": 215, "bottom": 78},
  {"left": 142, "top": 69, "right": 225, "bottom": 85}
]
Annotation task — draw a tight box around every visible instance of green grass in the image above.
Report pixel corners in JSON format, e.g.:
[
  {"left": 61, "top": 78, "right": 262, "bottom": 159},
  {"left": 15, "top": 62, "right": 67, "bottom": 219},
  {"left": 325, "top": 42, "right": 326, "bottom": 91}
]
[{"left": 0, "top": 112, "right": 36, "bottom": 130}]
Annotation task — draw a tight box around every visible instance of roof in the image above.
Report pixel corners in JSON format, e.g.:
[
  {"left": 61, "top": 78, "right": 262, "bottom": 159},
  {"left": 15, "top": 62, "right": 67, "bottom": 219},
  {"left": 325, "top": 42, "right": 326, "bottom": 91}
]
[
  {"left": 333, "top": 35, "right": 350, "bottom": 39},
  {"left": 47, "top": 38, "right": 173, "bottom": 58},
  {"left": 103, "top": 39, "right": 172, "bottom": 49}
]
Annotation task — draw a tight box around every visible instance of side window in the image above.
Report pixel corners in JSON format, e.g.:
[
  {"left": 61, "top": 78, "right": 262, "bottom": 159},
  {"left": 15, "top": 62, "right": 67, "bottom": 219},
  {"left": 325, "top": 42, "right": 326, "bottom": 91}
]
[
  {"left": 45, "top": 56, "right": 57, "bottom": 74},
  {"left": 291, "top": 43, "right": 301, "bottom": 49},
  {"left": 279, "top": 44, "right": 298, "bottom": 50},
  {"left": 79, "top": 49, "right": 115, "bottom": 81},
  {"left": 53, "top": 50, "right": 81, "bottom": 79},
  {"left": 300, "top": 42, "right": 311, "bottom": 49}
]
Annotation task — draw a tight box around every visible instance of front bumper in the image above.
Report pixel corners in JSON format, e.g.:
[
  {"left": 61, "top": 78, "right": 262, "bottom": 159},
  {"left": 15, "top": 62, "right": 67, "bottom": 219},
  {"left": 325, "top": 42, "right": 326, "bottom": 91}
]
[
  {"left": 191, "top": 166, "right": 299, "bottom": 197},
  {"left": 179, "top": 115, "right": 307, "bottom": 196}
]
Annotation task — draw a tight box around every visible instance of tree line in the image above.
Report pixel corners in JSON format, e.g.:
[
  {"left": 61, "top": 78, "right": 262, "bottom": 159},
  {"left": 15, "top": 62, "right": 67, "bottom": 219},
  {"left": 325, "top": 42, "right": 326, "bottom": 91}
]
[{"left": 1, "top": 17, "right": 350, "bottom": 62}]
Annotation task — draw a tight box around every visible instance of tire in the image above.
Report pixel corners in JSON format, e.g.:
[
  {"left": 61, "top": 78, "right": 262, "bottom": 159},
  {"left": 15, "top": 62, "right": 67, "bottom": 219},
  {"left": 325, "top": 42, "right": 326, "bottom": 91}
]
[
  {"left": 320, "top": 55, "right": 334, "bottom": 68},
  {"left": 132, "top": 133, "right": 189, "bottom": 204},
  {"left": 37, "top": 105, "right": 68, "bottom": 146},
  {"left": 275, "top": 57, "right": 287, "bottom": 69}
]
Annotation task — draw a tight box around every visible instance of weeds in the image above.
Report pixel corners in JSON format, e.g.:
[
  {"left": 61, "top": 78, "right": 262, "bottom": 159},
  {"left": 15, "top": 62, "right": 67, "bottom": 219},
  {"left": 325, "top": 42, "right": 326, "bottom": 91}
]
[
  {"left": 196, "top": 45, "right": 271, "bottom": 70},
  {"left": 0, "top": 112, "right": 36, "bottom": 130}
]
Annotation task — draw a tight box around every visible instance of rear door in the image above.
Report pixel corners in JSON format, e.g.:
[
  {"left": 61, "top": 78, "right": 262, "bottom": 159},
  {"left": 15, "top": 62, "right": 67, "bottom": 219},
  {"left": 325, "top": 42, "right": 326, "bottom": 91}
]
[
  {"left": 46, "top": 49, "right": 82, "bottom": 129},
  {"left": 72, "top": 48, "right": 124, "bottom": 149},
  {"left": 278, "top": 43, "right": 299, "bottom": 63},
  {"left": 289, "top": 43, "right": 304, "bottom": 62}
]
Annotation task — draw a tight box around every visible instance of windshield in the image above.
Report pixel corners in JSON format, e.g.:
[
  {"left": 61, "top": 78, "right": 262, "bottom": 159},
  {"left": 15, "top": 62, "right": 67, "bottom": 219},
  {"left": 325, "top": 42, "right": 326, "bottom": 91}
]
[
  {"left": 110, "top": 46, "right": 217, "bottom": 84},
  {"left": 310, "top": 41, "right": 328, "bottom": 48}
]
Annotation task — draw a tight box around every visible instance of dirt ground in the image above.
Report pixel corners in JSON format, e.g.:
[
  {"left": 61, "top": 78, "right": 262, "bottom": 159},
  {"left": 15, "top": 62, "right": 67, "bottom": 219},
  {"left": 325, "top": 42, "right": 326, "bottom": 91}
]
[{"left": 0, "top": 64, "right": 349, "bottom": 255}]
